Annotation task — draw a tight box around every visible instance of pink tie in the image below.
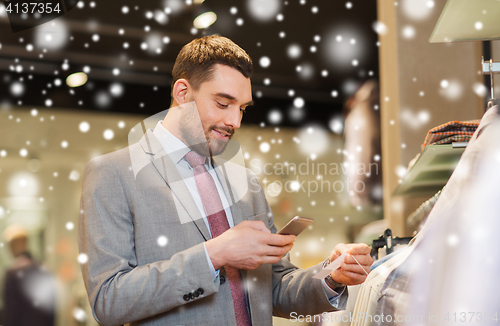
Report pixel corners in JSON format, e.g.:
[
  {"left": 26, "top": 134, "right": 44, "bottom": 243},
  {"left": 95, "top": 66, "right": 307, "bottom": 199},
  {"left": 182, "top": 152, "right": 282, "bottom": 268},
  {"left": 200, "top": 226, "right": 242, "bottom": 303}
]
[{"left": 184, "top": 151, "right": 252, "bottom": 326}]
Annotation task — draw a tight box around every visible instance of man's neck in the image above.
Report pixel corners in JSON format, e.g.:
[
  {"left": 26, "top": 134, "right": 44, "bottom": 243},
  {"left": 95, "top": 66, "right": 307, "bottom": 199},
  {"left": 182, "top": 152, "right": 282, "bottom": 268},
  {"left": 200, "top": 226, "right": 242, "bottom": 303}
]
[{"left": 161, "top": 104, "right": 183, "bottom": 141}]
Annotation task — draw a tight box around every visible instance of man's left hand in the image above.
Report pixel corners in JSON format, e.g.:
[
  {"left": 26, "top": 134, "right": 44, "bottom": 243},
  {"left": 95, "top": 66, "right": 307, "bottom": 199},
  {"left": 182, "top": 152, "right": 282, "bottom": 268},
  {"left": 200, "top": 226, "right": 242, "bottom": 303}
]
[{"left": 328, "top": 243, "right": 373, "bottom": 286}]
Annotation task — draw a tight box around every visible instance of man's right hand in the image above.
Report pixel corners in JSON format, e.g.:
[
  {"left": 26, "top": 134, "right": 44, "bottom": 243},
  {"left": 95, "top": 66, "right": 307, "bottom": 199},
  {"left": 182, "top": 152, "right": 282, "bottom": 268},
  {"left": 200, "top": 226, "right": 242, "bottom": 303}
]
[{"left": 205, "top": 220, "right": 296, "bottom": 271}]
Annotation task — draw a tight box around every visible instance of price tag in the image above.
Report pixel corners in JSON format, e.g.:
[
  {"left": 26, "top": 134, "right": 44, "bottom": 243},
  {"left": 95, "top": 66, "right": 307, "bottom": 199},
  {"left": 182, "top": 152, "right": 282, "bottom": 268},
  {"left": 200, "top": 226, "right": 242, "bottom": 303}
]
[{"left": 313, "top": 252, "right": 348, "bottom": 279}]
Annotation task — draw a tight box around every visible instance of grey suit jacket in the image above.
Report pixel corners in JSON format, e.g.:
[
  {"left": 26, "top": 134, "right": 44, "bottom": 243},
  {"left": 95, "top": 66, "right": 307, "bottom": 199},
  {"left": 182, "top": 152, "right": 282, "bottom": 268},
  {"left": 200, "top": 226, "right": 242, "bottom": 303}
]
[{"left": 79, "top": 130, "right": 347, "bottom": 326}]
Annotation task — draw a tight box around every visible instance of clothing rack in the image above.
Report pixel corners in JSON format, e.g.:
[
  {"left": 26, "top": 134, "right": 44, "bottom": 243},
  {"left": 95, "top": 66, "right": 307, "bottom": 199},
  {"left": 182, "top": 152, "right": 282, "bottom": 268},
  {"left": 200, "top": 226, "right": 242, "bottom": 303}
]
[{"left": 482, "top": 57, "right": 500, "bottom": 109}]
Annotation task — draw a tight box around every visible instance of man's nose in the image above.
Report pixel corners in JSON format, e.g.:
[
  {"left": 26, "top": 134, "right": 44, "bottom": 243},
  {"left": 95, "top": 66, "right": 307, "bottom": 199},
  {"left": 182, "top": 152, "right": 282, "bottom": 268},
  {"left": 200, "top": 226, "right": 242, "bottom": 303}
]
[{"left": 224, "top": 107, "right": 242, "bottom": 130}]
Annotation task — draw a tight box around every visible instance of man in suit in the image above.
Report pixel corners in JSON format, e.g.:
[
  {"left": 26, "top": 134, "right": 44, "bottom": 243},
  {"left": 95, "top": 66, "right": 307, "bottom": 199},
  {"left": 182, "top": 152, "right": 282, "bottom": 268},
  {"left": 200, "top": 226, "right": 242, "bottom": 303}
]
[{"left": 79, "top": 35, "right": 373, "bottom": 326}]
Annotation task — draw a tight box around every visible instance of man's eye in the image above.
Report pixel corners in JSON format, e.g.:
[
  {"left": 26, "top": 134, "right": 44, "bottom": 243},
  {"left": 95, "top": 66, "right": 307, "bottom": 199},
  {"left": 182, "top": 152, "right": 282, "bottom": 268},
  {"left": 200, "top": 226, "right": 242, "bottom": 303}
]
[{"left": 216, "top": 101, "right": 228, "bottom": 108}]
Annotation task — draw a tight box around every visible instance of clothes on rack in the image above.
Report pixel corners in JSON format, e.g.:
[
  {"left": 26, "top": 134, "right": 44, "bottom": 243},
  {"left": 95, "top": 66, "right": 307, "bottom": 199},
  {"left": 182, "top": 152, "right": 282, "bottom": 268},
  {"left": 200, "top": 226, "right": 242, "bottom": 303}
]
[
  {"left": 370, "top": 241, "right": 414, "bottom": 271},
  {"left": 407, "top": 114, "right": 500, "bottom": 325},
  {"left": 372, "top": 105, "right": 499, "bottom": 326},
  {"left": 344, "top": 106, "right": 498, "bottom": 326},
  {"left": 406, "top": 189, "right": 443, "bottom": 230},
  {"left": 419, "top": 105, "right": 497, "bottom": 231},
  {"left": 349, "top": 246, "right": 413, "bottom": 326},
  {"left": 421, "top": 119, "right": 480, "bottom": 149}
]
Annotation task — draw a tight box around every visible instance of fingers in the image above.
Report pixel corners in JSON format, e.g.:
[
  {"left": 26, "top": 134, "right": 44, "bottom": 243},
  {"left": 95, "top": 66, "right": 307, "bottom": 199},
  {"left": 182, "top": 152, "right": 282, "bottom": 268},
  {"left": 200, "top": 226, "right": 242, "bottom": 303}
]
[
  {"left": 241, "top": 220, "right": 270, "bottom": 232},
  {"left": 257, "top": 242, "right": 293, "bottom": 264},
  {"left": 337, "top": 270, "right": 367, "bottom": 285},
  {"left": 344, "top": 254, "right": 374, "bottom": 266},
  {"left": 333, "top": 243, "right": 348, "bottom": 255},
  {"left": 334, "top": 243, "right": 371, "bottom": 255},
  {"left": 332, "top": 243, "right": 366, "bottom": 257},
  {"left": 266, "top": 233, "right": 296, "bottom": 247},
  {"left": 345, "top": 243, "right": 371, "bottom": 255},
  {"left": 240, "top": 243, "right": 293, "bottom": 269},
  {"left": 328, "top": 243, "right": 347, "bottom": 261},
  {"left": 330, "top": 263, "right": 370, "bottom": 285},
  {"left": 340, "top": 262, "right": 370, "bottom": 276},
  {"left": 264, "top": 245, "right": 293, "bottom": 261},
  {"left": 330, "top": 243, "right": 372, "bottom": 265}
]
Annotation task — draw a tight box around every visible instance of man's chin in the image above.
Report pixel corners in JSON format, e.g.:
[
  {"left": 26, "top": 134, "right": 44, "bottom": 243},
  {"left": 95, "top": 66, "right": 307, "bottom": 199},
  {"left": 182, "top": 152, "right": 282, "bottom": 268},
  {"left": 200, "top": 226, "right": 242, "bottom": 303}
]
[
  {"left": 188, "top": 140, "right": 227, "bottom": 157},
  {"left": 190, "top": 143, "right": 211, "bottom": 157},
  {"left": 208, "top": 138, "right": 229, "bottom": 156}
]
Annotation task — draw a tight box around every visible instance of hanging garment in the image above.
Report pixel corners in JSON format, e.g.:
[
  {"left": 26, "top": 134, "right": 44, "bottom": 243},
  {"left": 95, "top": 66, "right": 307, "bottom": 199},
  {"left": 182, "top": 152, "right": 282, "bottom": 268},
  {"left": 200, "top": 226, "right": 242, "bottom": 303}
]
[
  {"left": 406, "top": 115, "right": 500, "bottom": 325},
  {"left": 406, "top": 189, "right": 442, "bottom": 230},
  {"left": 347, "top": 246, "right": 412, "bottom": 326},
  {"left": 373, "top": 106, "right": 499, "bottom": 326}
]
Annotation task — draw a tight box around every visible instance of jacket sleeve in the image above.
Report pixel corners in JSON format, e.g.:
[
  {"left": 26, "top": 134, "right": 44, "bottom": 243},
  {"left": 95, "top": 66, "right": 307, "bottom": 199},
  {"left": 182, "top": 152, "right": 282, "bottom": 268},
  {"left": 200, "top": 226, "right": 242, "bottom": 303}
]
[
  {"left": 248, "top": 173, "right": 349, "bottom": 318},
  {"left": 271, "top": 254, "right": 348, "bottom": 318},
  {"left": 78, "top": 156, "right": 219, "bottom": 326}
]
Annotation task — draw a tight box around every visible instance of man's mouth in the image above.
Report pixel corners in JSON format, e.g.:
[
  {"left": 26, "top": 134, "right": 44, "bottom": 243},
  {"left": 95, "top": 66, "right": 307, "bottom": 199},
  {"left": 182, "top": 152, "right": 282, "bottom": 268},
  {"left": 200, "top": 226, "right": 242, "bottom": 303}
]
[{"left": 212, "top": 129, "right": 232, "bottom": 139}]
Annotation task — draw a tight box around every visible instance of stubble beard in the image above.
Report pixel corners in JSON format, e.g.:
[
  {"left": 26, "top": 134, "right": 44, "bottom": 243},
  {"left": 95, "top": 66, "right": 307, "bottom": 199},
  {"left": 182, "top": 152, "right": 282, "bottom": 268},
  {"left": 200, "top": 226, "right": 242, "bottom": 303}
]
[{"left": 187, "top": 125, "right": 234, "bottom": 157}]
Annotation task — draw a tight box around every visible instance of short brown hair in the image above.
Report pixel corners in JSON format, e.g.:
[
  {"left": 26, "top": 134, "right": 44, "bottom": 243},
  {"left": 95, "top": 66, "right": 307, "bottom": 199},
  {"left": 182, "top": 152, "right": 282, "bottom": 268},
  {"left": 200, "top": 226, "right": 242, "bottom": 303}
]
[{"left": 171, "top": 35, "right": 253, "bottom": 92}]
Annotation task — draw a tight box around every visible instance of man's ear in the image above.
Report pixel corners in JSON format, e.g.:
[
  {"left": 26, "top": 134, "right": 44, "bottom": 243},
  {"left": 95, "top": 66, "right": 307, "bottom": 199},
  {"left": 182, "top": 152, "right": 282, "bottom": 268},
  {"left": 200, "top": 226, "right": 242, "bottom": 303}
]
[{"left": 172, "top": 79, "right": 192, "bottom": 105}]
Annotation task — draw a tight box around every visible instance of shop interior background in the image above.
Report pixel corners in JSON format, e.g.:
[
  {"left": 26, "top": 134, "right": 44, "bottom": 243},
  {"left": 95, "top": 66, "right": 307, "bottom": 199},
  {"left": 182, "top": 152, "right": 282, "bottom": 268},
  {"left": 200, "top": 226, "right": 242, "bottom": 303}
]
[{"left": 0, "top": 0, "right": 495, "bottom": 325}]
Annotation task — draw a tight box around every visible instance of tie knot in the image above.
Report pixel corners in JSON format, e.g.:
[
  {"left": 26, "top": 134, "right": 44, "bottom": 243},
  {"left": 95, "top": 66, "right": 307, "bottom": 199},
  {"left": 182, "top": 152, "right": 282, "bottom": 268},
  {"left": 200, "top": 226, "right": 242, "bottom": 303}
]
[{"left": 185, "top": 151, "right": 207, "bottom": 168}]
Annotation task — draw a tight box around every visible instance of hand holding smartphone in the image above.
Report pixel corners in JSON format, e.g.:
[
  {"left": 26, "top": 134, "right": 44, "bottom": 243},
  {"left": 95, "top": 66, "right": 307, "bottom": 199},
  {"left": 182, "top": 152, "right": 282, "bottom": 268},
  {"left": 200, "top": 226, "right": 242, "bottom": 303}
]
[{"left": 277, "top": 216, "right": 313, "bottom": 236}]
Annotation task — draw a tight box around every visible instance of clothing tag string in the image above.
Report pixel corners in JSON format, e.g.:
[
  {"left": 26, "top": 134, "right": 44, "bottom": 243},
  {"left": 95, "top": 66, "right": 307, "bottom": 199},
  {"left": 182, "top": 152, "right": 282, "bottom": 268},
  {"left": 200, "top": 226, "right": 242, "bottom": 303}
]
[
  {"left": 351, "top": 255, "right": 369, "bottom": 276},
  {"left": 351, "top": 256, "right": 384, "bottom": 297}
]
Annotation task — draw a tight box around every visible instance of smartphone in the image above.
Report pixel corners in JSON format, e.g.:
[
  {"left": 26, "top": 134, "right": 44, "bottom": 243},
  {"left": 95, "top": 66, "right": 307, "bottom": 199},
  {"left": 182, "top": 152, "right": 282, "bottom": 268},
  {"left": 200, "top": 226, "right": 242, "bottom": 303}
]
[{"left": 277, "top": 216, "right": 313, "bottom": 236}]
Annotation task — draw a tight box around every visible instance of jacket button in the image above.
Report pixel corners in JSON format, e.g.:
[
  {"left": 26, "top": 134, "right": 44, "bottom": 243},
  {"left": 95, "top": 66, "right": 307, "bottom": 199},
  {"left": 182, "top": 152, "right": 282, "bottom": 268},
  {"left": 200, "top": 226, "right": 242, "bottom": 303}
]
[
  {"left": 183, "top": 294, "right": 190, "bottom": 301},
  {"left": 220, "top": 275, "right": 226, "bottom": 285},
  {"left": 188, "top": 292, "right": 194, "bottom": 300},
  {"left": 196, "top": 288, "right": 204, "bottom": 295},
  {"left": 193, "top": 290, "right": 200, "bottom": 298}
]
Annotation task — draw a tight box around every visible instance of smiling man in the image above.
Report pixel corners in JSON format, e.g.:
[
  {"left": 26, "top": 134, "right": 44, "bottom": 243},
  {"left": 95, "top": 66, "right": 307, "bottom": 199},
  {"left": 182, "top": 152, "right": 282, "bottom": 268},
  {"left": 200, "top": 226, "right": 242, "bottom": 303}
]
[
  {"left": 163, "top": 62, "right": 252, "bottom": 157},
  {"left": 79, "top": 35, "right": 373, "bottom": 326}
]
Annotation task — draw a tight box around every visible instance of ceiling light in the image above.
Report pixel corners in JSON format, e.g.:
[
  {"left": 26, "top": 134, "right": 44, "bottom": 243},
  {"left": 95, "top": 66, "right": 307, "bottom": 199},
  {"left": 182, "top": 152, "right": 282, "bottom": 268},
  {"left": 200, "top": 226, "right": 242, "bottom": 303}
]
[
  {"left": 66, "top": 72, "right": 88, "bottom": 87},
  {"left": 193, "top": 11, "right": 217, "bottom": 29}
]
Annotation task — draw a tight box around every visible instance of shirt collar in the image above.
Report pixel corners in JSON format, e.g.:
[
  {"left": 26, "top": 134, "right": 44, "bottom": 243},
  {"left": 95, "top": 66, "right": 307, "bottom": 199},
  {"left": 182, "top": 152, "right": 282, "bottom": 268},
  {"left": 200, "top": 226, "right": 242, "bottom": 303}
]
[{"left": 152, "top": 121, "right": 213, "bottom": 168}]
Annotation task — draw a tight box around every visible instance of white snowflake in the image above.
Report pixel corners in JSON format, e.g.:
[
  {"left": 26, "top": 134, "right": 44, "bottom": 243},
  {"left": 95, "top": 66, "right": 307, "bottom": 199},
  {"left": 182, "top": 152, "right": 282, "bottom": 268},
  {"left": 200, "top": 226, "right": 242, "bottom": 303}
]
[
  {"left": 259, "top": 142, "right": 270, "bottom": 153},
  {"left": 79, "top": 122, "right": 90, "bottom": 133},
  {"left": 287, "top": 44, "right": 301, "bottom": 59},
  {"left": 103, "top": 129, "right": 114, "bottom": 140},
  {"left": 78, "top": 253, "right": 89, "bottom": 264},
  {"left": 259, "top": 56, "right": 271, "bottom": 68}
]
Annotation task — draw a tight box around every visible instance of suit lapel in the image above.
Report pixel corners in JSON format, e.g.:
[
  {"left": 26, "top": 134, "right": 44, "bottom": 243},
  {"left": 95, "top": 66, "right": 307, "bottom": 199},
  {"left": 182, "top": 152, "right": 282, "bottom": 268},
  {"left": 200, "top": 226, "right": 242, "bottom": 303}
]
[{"left": 140, "top": 130, "right": 211, "bottom": 241}]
